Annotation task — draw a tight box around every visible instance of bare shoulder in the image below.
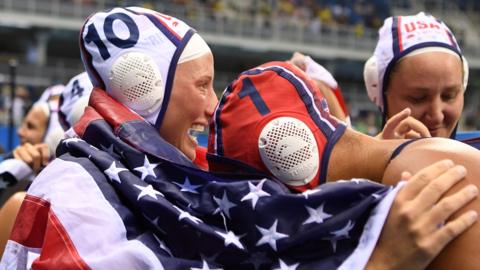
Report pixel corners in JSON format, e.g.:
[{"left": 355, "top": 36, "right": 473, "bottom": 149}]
[
  {"left": 383, "top": 138, "right": 480, "bottom": 185},
  {"left": 382, "top": 138, "right": 480, "bottom": 269}
]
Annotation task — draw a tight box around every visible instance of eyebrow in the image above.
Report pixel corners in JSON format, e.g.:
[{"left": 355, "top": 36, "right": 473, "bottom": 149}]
[
  {"left": 27, "top": 120, "right": 38, "bottom": 128},
  {"left": 408, "top": 83, "right": 462, "bottom": 93},
  {"left": 197, "top": 75, "right": 212, "bottom": 82}
]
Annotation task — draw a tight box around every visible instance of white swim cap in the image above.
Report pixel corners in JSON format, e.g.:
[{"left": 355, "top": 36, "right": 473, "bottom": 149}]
[{"left": 364, "top": 12, "right": 468, "bottom": 112}]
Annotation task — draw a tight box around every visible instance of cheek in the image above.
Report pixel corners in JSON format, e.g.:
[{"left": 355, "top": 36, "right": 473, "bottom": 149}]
[
  {"left": 186, "top": 94, "right": 207, "bottom": 117},
  {"left": 386, "top": 94, "right": 412, "bottom": 118},
  {"left": 30, "top": 130, "right": 43, "bottom": 144},
  {"left": 444, "top": 103, "right": 463, "bottom": 123},
  {"left": 408, "top": 106, "right": 429, "bottom": 120},
  {"left": 444, "top": 95, "right": 464, "bottom": 120}
]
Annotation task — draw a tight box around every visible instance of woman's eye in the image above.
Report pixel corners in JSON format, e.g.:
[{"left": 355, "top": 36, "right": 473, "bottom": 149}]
[
  {"left": 442, "top": 92, "right": 458, "bottom": 101},
  {"left": 200, "top": 83, "right": 209, "bottom": 91},
  {"left": 408, "top": 96, "right": 426, "bottom": 104}
]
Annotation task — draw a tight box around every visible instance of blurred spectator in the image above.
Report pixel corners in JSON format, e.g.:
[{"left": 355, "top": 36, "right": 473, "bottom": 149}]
[
  {"left": 1, "top": 86, "right": 30, "bottom": 126},
  {"left": 353, "top": 110, "right": 380, "bottom": 136}
]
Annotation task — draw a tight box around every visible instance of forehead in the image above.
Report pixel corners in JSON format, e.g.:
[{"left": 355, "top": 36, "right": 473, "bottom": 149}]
[
  {"left": 177, "top": 53, "right": 214, "bottom": 79},
  {"left": 391, "top": 52, "right": 462, "bottom": 89},
  {"left": 25, "top": 106, "right": 48, "bottom": 126},
  {"left": 397, "top": 52, "right": 462, "bottom": 75}
]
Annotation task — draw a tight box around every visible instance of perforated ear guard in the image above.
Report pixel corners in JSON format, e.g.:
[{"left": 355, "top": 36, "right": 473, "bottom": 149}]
[
  {"left": 462, "top": 56, "right": 469, "bottom": 90},
  {"left": 80, "top": 7, "right": 194, "bottom": 127},
  {"left": 109, "top": 51, "right": 164, "bottom": 116},
  {"left": 363, "top": 56, "right": 381, "bottom": 109},
  {"left": 258, "top": 116, "right": 319, "bottom": 187}
]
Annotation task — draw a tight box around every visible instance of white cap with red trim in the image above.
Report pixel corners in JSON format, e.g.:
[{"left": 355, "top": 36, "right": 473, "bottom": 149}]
[
  {"left": 80, "top": 7, "right": 208, "bottom": 128},
  {"left": 364, "top": 12, "right": 468, "bottom": 112}
]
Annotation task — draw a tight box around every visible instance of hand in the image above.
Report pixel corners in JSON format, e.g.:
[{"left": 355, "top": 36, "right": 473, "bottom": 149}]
[
  {"left": 366, "top": 160, "right": 478, "bottom": 270},
  {"left": 12, "top": 143, "right": 50, "bottom": 173},
  {"left": 288, "top": 52, "right": 307, "bottom": 71},
  {"left": 377, "top": 108, "right": 431, "bottom": 139}
]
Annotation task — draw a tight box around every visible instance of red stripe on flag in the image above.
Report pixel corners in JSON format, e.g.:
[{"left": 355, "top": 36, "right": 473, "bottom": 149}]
[
  {"left": 9, "top": 194, "right": 90, "bottom": 269},
  {"left": 32, "top": 209, "right": 90, "bottom": 270},
  {"left": 10, "top": 195, "right": 49, "bottom": 248},
  {"left": 194, "top": 146, "right": 209, "bottom": 170},
  {"left": 73, "top": 105, "right": 103, "bottom": 138},
  {"left": 88, "top": 88, "right": 144, "bottom": 132}
]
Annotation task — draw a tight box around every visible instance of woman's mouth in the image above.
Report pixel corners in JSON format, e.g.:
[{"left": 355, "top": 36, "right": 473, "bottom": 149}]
[{"left": 188, "top": 124, "right": 205, "bottom": 144}]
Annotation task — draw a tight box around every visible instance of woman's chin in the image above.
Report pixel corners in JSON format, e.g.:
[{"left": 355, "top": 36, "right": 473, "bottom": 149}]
[{"left": 181, "top": 136, "right": 198, "bottom": 160}]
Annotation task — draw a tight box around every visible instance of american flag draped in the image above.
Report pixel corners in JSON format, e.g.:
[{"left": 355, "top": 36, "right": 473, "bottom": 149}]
[{"left": 1, "top": 90, "right": 399, "bottom": 270}]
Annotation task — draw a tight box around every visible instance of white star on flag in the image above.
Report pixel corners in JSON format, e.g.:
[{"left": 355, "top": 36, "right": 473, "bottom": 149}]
[
  {"left": 174, "top": 176, "right": 202, "bottom": 194},
  {"left": 273, "top": 259, "right": 300, "bottom": 270},
  {"left": 255, "top": 219, "right": 288, "bottom": 251},
  {"left": 173, "top": 205, "right": 203, "bottom": 224},
  {"left": 152, "top": 233, "right": 173, "bottom": 257},
  {"left": 301, "top": 187, "right": 322, "bottom": 199},
  {"left": 215, "top": 230, "right": 245, "bottom": 250},
  {"left": 191, "top": 260, "right": 223, "bottom": 270},
  {"left": 134, "top": 184, "right": 164, "bottom": 200},
  {"left": 63, "top": 137, "right": 83, "bottom": 146},
  {"left": 213, "top": 191, "right": 237, "bottom": 219},
  {"left": 134, "top": 155, "right": 159, "bottom": 181},
  {"left": 302, "top": 203, "right": 332, "bottom": 225},
  {"left": 324, "top": 220, "right": 355, "bottom": 252},
  {"left": 241, "top": 179, "right": 270, "bottom": 209},
  {"left": 89, "top": 144, "right": 99, "bottom": 151},
  {"left": 351, "top": 179, "right": 365, "bottom": 184},
  {"left": 244, "top": 252, "right": 270, "bottom": 270},
  {"left": 372, "top": 186, "right": 392, "bottom": 200},
  {"left": 332, "top": 220, "right": 355, "bottom": 238},
  {"left": 149, "top": 216, "right": 167, "bottom": 235},
  {"left": 100, "top": 143, "right": 117, "bottom": 157},
  {"left": 104, "top": 161, "right": 127, "bottom": 183}
]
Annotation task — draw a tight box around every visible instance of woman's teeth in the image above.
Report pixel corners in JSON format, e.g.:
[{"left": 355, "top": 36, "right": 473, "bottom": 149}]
[{"left": 188, "top": 125, "right": 205, "bottom": 142}]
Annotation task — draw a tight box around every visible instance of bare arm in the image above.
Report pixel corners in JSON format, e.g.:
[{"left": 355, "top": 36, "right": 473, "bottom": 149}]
[
  {"left": 383, "top": 138, "right": 480, "bottom": 269},
  {"left": 367, "top": 160, "right": 477, "bottom": 269},
  {"left": 0, "top": 192, "right": 26, "bottom": 257}
]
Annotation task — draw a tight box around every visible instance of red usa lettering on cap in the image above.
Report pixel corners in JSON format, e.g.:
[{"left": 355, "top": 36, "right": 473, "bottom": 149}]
[{"left": 404, "top": 20, "right": 441, "bottom": 33}]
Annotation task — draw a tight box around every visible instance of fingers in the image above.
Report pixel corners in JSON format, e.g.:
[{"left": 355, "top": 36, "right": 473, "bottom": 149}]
[
  {"left": 401, "top": 171, "right": 412, "bottom": 181},
  {"left": 397, "top": 159, "right": 454, "bottom": 201},
  {"left": 396, "top": 117, "right": 431, "bottom": 138},
  {"left": 426, "top": 210, "right": 478, "bottom": 257},
  {"left": 415, "top": 165, "right": 467, "bottom": 209},
  {"left": 413, "top": 165, "right": 467, "bottom": 211},
  {"left": 24, "top": 143, "right": 42, "bottom": 172},
  {"left": 404, "top": 130, "right": 422, "bottom": 139},
  {"left": 290, "top": 52, "right": 306, "bottom": 70},
  {"left": 380, "top": 109, "right": 432, "bottom": 139},
  {"left": 13, "top": 143, "right": 34, "bottom": 167},
  {"left": 36, "top": 143, "right": 51, "bottom": 167},
  {"left": 12, "top": 143, "right": 50, "bottom": 172},
  {"left": 381, "top": 108, "right": 411, "bottom": 139},
  {"left": 13, "top": 143, "right": 40, "bottom": 171},
  {"left": 425, "top": 184, "right": 478, "bottom": 231}
]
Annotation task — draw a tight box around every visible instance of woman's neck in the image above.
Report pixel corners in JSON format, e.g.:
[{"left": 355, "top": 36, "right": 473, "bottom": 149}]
[{"left": 326, "top": 129, "right": 405, "bottom": 183}]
